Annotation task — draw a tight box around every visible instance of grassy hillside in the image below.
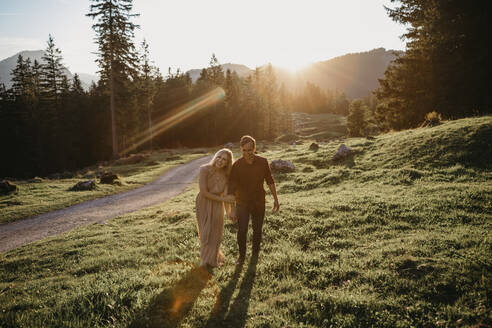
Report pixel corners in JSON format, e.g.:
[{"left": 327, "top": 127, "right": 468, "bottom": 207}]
[
  {"left": 0, "top": 149, "right": 209, "bottom": 224},
  {"left": 292, "top": 112, "right": 347, "bottom": 140},
  {"left": 1, "top": 116, "right": 491, "bottom": 327}
]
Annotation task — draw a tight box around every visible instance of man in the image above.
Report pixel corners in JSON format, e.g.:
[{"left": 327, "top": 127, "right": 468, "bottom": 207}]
[{"left": 228, "top": 135, "right": 280, "bottom": 265}]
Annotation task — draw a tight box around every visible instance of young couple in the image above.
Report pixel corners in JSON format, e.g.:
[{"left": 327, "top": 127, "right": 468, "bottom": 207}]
[{"left": 195, "top": 135, "right": 280, "bottom": 269}]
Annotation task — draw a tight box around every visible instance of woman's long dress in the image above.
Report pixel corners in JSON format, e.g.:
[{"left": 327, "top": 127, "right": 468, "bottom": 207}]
[{"left": 195, "top": 165, "right": 226, "bottom": 267}]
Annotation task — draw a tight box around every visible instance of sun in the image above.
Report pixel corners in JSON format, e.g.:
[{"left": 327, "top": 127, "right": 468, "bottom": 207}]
[{"left": 273, "top": 52, "right": 311, "bottom": 72}]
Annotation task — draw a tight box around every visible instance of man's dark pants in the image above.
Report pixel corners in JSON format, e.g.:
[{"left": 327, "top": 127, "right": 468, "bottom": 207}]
[{"left": 237, "top": 202, "right": 265, "bottom": 259}]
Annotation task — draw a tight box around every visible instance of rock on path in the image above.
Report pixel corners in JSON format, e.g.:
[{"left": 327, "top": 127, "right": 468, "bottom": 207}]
[{"left": 0, "top": 156, "right": 211, "bottom": 253}]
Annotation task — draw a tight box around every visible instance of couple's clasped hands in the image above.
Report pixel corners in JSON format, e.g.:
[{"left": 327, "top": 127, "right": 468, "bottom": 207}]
[
  {"left": 221, "top": 194, "right": 235, "bottom": 203},
  {"left": 221, "top": 193, "right": 237, "bottom": 222}
]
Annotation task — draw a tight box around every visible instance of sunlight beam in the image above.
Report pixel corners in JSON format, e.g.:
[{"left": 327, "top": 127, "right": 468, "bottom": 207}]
[{"left": 121, "top": 87, "right": 225, "bottom": 155}]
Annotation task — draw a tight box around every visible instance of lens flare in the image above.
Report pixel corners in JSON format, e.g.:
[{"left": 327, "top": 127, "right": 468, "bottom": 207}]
[{"left": 122, "top": 87, "right": 225, "bottom": 155}]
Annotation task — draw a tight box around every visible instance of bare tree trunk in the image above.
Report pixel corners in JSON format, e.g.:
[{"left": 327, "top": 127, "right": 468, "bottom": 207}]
[
  {"left": 109, "top": 6, "right": 118, "bottom": 159},
  {"left": 147, "top": 102, "right": 153, "bottom": 151},
  {"left": 110, "top": 65, "right": 118, "bottom": 158}
]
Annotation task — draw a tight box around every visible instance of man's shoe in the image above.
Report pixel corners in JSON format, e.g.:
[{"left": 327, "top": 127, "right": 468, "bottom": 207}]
[{"left": 235, "top": 257, "right": 245, "bottom": 265}]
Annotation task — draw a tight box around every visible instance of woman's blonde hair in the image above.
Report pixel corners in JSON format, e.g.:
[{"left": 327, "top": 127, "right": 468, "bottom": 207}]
[{"left": 209, "top": 148, "right": 234, "bottom": 176}]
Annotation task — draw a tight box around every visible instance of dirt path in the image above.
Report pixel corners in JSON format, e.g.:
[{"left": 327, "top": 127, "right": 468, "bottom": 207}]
[{"left": 0, "top": 156, "right": 211, "bottom": 253}]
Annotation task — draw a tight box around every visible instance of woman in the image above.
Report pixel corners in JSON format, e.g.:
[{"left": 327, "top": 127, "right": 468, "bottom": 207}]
[{"left": 196, "top": 149, "right": 235, "bottom": 268}]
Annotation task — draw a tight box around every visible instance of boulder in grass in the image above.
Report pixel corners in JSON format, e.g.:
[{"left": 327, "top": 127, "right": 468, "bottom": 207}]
[
  {"left": 309, "top": 143, "right": 319, "bottom": 151},
  {"left": 224, "top": 142, "right": 234, "bottom": 150},
  {"left": 0, "top": 180, "right": 17, "bottom": 194},
  {"left": 69, "top": 180, "right": 96, "bottom": 191},
  {"left": 100, "top": 172, "right": 119, "bottom": 184},
  {"left": 27, "top": 177, "right": 43, "bottom": 183},
  {"left": 270, "top": 160, "right": 295, "bottom": 173},
  {"left": 331, "top": 144, "right": 352, "bottom": 162}
]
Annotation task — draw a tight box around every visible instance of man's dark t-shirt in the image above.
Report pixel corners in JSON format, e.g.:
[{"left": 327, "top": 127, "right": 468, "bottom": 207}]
[{"left": 228, "top": 155, "right": 274, "bottom": 208}]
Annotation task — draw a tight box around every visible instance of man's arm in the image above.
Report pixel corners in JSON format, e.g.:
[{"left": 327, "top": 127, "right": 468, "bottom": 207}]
[
  {"left": 264, "top": 158, "right": 279, "bottom": 212},
  {"left": 268, "top": 183, "right": 280, "bottom": 212}
]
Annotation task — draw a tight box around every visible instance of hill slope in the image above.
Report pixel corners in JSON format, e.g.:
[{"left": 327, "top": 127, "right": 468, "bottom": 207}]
[{"left": 274, "top": 48, "right": 401, "bottom": 98}]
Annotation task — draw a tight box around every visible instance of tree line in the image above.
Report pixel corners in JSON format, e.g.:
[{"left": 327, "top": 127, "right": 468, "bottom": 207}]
[
  {"left": 374, "top": 0, "right": 491, "bottom": 130},
  {"left": 0, "top": 43, "right": 300, "bottom": 178}
]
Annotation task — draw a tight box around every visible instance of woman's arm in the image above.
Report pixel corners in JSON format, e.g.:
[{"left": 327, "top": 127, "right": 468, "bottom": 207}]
[
  {"left": 223, "top": 184, "right": 235, "bottom": 202},
  {"left": 199, "top": 167, "right": 228, "bottom": 202}
]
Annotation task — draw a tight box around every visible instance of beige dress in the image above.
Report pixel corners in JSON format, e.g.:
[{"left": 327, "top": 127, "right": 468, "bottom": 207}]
[{"left": 195, "top": 165, "right": 226, "bottom": 267}]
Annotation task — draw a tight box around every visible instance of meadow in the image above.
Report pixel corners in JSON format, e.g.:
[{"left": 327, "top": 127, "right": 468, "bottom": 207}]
[{"left": 0, "top": 115, "right": 491, "bottom": 327}]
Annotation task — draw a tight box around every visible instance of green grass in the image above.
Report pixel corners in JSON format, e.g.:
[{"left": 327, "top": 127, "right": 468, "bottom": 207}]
[
  {"left": 0, "top": 149, "right": 210, "bottom": 224},
  {"left": 292, "top": 112, "right": 347, "bottom": 140},
  {"left": 1, "top": 116, "right": 491, "bottom": 327}
]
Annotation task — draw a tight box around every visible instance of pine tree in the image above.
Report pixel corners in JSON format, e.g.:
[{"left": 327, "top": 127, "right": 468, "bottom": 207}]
[
  {"left": 251, "top": 67, "right": 267, "bottom": 139},
  {"left": 31, "top": 59, "right": 42, "bottom": 99},
  {"left": 207, "top": 54, "right": 225, "bottom": 145},
  {"left": 87, "top": 0, "right": 139, "bottom": 158},
  {"left": 11, "top": 55, "right": 35, "bottom": 99},
  {"left": 208, "top": 53, "right": 224, "bottom": 86},
  {"left": 138, "top": 39, "right": 157, "bottom": 151},
  {"left": 224, "top": 69, "right": 241, "bottom": 141},
  {"left": 278, "top": 83, "right": 293, "bottom": 134},
  {"left": 347, "top": 99, "right": 367, "bottom": 137},
  {"left": 71, "top": 73, "right": 85, "bottom": 95},
  {"left": 40, "top": 34, "right": 66, "bottom": 104},
  {"left": 263, "top": 64, "right": 279, "bottom": 139}
]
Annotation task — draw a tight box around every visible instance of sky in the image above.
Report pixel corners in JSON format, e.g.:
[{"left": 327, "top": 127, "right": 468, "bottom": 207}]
[{"left": 0, "top": 0, "right": 407, "bottom": 76}]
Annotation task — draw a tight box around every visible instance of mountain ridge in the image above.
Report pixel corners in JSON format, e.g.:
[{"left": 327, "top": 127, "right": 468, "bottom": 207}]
[
  {"left": 1, "top": 48, "right": 400, "bottom": 98},
  {"left": 185, "top": 48, "right": 402, "bottom": 98},
  {"left": 0, "top": 50, "right": 97, "bottom": 91}
]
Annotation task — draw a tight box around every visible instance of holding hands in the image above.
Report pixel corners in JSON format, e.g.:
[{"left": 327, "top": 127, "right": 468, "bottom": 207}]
[{"left": 222, "top": 194, "right": 236, "bottom": 203}]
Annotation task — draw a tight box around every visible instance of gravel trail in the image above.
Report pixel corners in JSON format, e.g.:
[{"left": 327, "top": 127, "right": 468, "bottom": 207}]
[{"left": 0, "top": 156, "right": 211, "bottom": 253}]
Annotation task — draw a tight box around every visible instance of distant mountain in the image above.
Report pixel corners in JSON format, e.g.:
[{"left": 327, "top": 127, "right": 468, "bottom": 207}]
[
  {"left": 186, "top": 63, "right": 253, "bottom": 83},
  {"left": 273, "top": 48, "right": 402, "bottom": 98},
  {"left": 0, "top": 50, "right": 97, "bottom": 91},
  {"left": 298, "top": 48, "right": 402, "bottom": 98},
  {"left": 76, "top": 72, "right": 98, "bottom": 89}
]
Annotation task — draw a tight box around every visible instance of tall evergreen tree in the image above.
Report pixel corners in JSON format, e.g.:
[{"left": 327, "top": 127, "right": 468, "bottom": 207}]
[
  {"left": 71, "top": 73, "right": 85, "bottom": 95},
  {"left": 207, "top": 54, "right": 225, "bottom": 144},
  {"left": 40, "top": 35, "right": 66, "bottom": 104},
  {"left": 31, "top": 59, "right": 42, "bottom": 99},
  {"left": 208, "top": 53, "right": 224, "bottom": 86},
  {"left": 38, "top": 35, "right": 69, "bottom": 172},
  {"left": 137, "top": 39, "right": 158, "bottom": 151},
  {"left": 11, "top": 55, "right": 32, "bottom": 98},
  {"left": 263, "top": 64, "right": 279, "bottom": 139},
  {"left": 224, "top": 69, "right": 241, "bottom": 141},
  {"left": 87, "top": 0, "right": 139, "bottom": 158},
  {"left": 347, "top": 99, "right": 368, "bottom": 137}
]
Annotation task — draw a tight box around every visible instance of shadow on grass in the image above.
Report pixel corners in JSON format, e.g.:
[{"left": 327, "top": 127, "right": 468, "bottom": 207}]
[
  {"left": 205, "top": 256, "right": 258, "bottom": 328},
  {"left": 128, "top": 265, "right": 211, "bottom": 328}
]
